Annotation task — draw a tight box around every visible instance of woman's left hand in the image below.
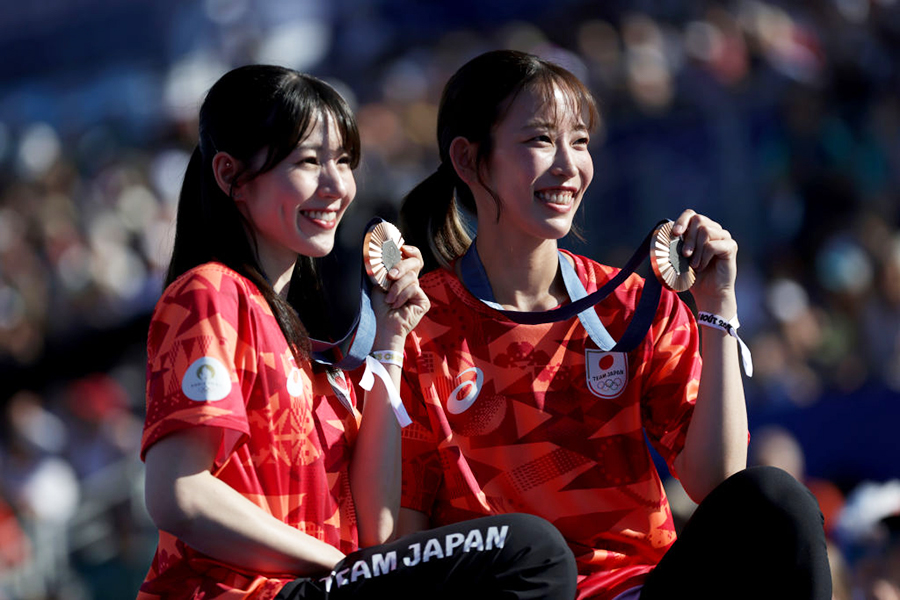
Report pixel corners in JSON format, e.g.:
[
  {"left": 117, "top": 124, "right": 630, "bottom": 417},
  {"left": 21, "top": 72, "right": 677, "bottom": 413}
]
[
  {"left": 371, "top": 244, "right": 430, "bottom": 350},
  {"left": 671, "top": 209, "right": 738, "bottom": 316}
]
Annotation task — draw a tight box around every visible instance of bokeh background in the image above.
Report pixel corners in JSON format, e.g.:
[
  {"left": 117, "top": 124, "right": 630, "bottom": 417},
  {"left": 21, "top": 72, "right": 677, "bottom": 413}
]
[{"left": 1, "top": 0, "right": 899, "bottom": 598}]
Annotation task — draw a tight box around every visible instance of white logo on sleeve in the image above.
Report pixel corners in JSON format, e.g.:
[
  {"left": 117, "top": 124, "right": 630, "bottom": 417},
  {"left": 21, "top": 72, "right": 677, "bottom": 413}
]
[
  {"left": 182, "top": 357, "right": 232, "bottom": 401},
  {"left": 446, "top": 367, "right": 484, "bottom": 414},
  {"left": 287, "top": 366, "right": 304, "bottom": 397}
]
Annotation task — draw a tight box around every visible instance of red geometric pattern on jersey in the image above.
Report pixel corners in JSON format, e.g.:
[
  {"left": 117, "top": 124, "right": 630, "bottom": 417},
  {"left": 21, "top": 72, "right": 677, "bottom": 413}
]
[
  {"left": 139, "top": 263, "right": 360, "bottom": 599},
  {"left": 400, "top": 251, "right": 701, "bottom": 600}
]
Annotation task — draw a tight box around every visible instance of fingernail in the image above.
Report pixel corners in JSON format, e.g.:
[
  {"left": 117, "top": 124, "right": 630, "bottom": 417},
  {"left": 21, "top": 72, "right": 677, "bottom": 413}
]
[{"left": 389, "top": 268, "right": 400, "bottom": 278}]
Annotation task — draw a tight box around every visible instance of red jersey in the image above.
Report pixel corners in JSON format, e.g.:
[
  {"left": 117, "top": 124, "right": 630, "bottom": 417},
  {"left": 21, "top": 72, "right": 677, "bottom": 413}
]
[
  {"left": 139, "top": 263, "right": 360, "bottom": 599},
  {"left": 400, "top": 251, "right": 701, "bottom": 600}
]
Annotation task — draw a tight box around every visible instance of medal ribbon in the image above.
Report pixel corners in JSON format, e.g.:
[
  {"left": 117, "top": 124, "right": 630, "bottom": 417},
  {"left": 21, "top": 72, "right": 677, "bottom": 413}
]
[
  {"left": 458, "top": 221, "right": 665, "bottom": 353},
  {"left": 358, "top": 355, "right": 412, "bottom": 427},
  {"left": 307, "top": 217, "right": 386, "bottom": 370},
  {"left": 303, "top": 217, "right": 411, "bottom": 426},
  {"left": 310, "top": 217, "right": 412, "bottom": 427}
]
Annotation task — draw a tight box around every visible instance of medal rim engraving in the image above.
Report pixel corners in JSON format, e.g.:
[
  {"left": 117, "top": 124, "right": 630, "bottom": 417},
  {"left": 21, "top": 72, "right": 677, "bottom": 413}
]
[
  {"left": 650, "top": 220, "right": 696, "bottom": 292},
  {"left": 363, "top": 221, "right": 405, "bottom": 291}
]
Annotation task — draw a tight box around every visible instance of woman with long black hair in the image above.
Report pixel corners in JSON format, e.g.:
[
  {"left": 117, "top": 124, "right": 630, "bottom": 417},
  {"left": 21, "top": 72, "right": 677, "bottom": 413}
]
[{"left": 138, "top": 64, "right": 576, "bottom": 600}]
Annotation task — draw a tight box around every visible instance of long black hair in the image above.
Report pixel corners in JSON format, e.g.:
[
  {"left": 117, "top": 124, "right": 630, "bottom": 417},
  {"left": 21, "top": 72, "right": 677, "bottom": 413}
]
[
  {"left": 166, "top": 64, "right": 360, "bottom": 361},
  {"left": 399, "top": 50, "right": 599, "bottom": 273}
]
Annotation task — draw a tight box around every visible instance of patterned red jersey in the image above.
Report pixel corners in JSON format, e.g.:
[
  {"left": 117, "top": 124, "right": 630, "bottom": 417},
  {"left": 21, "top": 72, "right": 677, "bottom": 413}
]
[
  {"left": 139, "top": 263, "right": 360, "bottom": 599},
  {"left": 400, "top": 250, "right": 701, "bottom": 600}
]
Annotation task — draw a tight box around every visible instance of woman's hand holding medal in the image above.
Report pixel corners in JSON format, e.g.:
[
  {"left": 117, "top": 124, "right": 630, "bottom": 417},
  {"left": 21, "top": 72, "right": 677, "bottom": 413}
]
[
  {"left": 364, "top": 221, "right": 431, "bottom": 350},
  {"left": 667, "top": 209, "right": 738, "bottom": 318}
]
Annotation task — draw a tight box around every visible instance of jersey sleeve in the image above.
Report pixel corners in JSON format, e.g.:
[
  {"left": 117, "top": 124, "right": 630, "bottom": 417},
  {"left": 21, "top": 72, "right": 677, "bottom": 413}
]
[
  {"left": 399, "top": 332, "right": 444, "bottom": 515},
  {"left": 141, "top": 268, "right": 252, "bottom": 465},
  {"left": 639, "top": 288, "right": 701, "bottom": 479}
]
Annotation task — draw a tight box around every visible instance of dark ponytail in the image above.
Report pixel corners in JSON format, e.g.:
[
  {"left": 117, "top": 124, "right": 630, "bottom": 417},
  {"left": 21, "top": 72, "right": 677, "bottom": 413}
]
[
  {"left": 399, "top": 164, "right": 472, "bottom": 274},
  {"left": 165, "top": 146, "right": 206, "bottom": 287}
]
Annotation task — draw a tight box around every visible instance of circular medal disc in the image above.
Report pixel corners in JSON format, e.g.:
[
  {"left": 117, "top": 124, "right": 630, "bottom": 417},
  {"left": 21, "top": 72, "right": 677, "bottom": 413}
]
[
  {"left": 650, "top": 221, "right": 696, "bottom": 293},
  {"left": 363, "top": 221, "right": 405, "bottom": 291}
]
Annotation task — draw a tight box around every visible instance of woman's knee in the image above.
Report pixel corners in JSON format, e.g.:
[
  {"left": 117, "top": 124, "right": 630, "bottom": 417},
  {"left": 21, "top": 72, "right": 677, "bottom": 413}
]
[
  {"left": 724, "top": 466, "right": 822, "bottom": 517},
  {"left": 711, "top": 466, "right": 828, "bottom": 561},
  {"left": 655, "top": 468, "right": 831, "bottom": 599}
]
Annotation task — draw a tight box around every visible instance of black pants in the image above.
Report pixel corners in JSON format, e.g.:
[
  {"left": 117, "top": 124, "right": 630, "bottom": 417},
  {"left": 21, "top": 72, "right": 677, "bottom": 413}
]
[
  {"left": 640, "top": 466, "right": 832, "bottom": 600},
  {"left": 276, "top": 513, "right": 577, "bottom": 600}
]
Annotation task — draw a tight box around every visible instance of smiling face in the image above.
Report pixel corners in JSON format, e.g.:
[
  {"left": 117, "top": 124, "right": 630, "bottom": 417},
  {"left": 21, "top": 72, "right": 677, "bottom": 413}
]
[
  {"left": 478, "top": 84, "right": 593, "bottom": 244},
  {"left": 237, "top": 111, "right": 356, "bottom": 275}
]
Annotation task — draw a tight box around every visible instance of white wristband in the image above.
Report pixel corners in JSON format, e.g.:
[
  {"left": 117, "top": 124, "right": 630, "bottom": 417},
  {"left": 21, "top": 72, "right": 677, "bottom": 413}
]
[
  {"left": 696, "top": 312, "right": 753, "bottom": 377},
  {"left": 370, "top": 350, "right": 403, "bottom": 368}
]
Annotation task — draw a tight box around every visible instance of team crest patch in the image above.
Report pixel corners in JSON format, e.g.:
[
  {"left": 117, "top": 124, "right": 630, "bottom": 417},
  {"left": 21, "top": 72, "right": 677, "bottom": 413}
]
[
  {"left": 182, "top": 357, "right": 232, "bottom": 401},
  {"left": 585, "top": 350, "right": 628, "bottom": 399}
]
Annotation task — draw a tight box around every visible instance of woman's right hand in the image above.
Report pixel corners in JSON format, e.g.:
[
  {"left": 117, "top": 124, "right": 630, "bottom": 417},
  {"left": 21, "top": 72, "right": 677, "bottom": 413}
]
[{"left": 371, "top": 243, "right": 430, "bottom": 351}]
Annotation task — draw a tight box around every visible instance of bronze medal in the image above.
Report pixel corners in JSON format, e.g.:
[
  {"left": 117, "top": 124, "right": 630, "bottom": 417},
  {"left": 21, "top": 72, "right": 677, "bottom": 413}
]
[
  {"left": 363, "top": 220, "right": 405, "bottom": 291},
  {"left": 650, "top": 220, "right": 696, "bottom": 292}
]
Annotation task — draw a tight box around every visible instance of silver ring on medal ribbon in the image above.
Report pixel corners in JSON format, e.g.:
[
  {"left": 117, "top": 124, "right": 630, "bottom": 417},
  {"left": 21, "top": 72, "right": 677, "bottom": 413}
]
[
  {"left": 650, "top": 220, "right": 696, "bottom": 293},
  {"left": 364, "top": 221, "right": 405, "bottom": 291}
]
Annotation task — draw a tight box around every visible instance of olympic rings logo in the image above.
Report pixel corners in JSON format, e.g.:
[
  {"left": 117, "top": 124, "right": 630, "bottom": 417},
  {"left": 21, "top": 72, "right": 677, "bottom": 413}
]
[{"left": 596, "top": 377, "right": 623, "bottom": 391}]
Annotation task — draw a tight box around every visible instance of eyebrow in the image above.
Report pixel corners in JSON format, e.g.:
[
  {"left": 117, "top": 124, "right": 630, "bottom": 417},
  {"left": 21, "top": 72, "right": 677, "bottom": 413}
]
[
  {"left": 522, "top": 119, "right": 589, "bottom": 132},
  {"left": 293, "top": 140, "right": 348, "bottom": 152},
  {"left": 523, "top": 119, "right": 554, "bottom": 130}
]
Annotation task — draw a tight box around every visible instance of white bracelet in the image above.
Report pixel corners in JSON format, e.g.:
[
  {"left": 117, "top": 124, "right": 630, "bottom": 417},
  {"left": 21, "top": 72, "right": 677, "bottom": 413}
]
[
  {"left": 696, "top": 312, "right": 753, "bottom": 377},
  {"left": 370, "top": 350, "right": 403, "bottom": 368}
]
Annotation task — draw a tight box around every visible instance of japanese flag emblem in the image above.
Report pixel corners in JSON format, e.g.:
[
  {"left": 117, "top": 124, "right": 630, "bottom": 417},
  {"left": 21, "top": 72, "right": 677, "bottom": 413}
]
[{"left": 585, "top": 350, "right": 628, "bottom": 399}]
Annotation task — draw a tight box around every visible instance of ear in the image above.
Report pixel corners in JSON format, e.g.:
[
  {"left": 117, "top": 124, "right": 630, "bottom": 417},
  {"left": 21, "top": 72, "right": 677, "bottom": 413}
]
[
  {"left": 212, "top": 152, "right": 242, "bottom": 198},
  {"left": 448, "top": 136, "right": 481, "bottom": 187}
]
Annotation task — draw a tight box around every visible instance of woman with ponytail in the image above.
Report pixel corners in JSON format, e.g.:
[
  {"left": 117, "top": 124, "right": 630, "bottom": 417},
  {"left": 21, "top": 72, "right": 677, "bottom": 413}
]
[
  {"left": 139, "top": 64, "right": 576, "bottom": 600},
  {"left": 397, "top": 50, "right": 832, "bottom": 600}
]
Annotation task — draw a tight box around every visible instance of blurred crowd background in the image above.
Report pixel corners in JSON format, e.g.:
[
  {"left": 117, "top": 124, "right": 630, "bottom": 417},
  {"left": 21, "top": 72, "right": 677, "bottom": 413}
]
[{"left": 1, "top": 0, "right": 899, "bottom": 598}]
